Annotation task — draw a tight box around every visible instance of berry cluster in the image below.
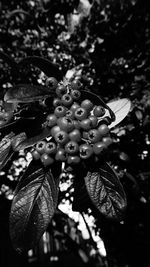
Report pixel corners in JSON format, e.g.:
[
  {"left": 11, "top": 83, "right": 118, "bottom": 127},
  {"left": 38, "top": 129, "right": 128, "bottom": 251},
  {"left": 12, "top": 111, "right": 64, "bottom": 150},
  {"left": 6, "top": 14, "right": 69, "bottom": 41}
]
[{"left": 32, "top": 79, "right": 113, "bottom": 167}]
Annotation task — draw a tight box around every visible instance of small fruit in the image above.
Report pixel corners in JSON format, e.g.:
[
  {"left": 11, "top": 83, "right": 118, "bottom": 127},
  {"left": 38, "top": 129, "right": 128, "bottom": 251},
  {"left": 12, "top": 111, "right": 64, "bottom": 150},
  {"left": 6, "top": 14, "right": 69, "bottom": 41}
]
[
  {"left": 51, "top": 125, "right": 61, "bottom": 137},
  {"left": 70, "top": 102, "right": 80, "bottom": 113},
  {"left": 74, "top": 107, "right": 88, "bottom": 120},
  {"left": 61, "top": 94, "right": 73, "bottom": 107},
  {"left": 66, "top": 110, "right": 74, "bottom": 119},
  {"left": 65, "top": 141, "right": 79, "bottom": 155},
  {"left": 53, "top": 98, "right": 62, "bottom": 107},
  {"left": 93, "top": 142, "right": 106, "bottom": 155},
  {"left": 102, "top": 136, "right": 113, "bottom": 146},
  {"left": 67, "top": 155, "right": 80, "bottom": 165},
  {"left": 81, "top": 99, "right": 93, "bottom": 112},
  {"left": 54, "top": 130, "right": 69, "bottom": 145},
  {"left": 93, "top": 105, "right": 106, "bottom": 117},
  {"left": 73, "top": 120, "right": 81, "bottom": 130},
  {"left": 45, "top": 142, "right": 57, "bottom": 154},
  {"left": 89, "top": 115, "right": 98, "bottom": 128},
  {"left": 71, "top": 80, "right": 82, "bottom": 90},
  {"left": 32, "top": 150, "right": 41, "bottom": 160},
  {"left": 54, "top": 105, "right": 66, "bottom": 117},
  {"left": 57, "top": 117, "right": 74, "bottom": 132},
  {"left": 80, "top": 118, "right": 91, "bottom": 130},
  {"left": 55, "top": 148, "right": 66, "bottom": 161},
  {"left": 46, "top": 114, "right": 57, "bottom": 127},
  {"left": 69, "top": 129, "right": 81, "bottom": 142},
  {"left": 71, "top": 90, "right": 81, "bottom": 100},
  {"left": 45, "top": 77, "right": 58, "bottom": 90},
  {"left": 88, "top": 129, "right": 101, "bottom": 143},
  {"left": 41, "top": 153, "right": 54, "bottom": 166},
  {"left": 98, "top": 124, "right": 109, "bottom": 136},
  {"left": 36, "top": 141, "right": 46, "bottom": 154},
  {"left": 56, "top": 84, "right": 67, "bottom": 97},
  {"left": 79, "top": 143, "right": 93, "bottom": 159}
]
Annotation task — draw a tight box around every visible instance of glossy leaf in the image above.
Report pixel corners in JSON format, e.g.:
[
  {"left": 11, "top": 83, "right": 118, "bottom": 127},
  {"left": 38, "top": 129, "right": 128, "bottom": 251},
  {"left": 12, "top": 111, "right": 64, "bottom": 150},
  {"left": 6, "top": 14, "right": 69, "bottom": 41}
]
[
  {"left": 19, "top": 56, "right": 63, "bottom": 81},
  {"left": 106, "top": 98, "right": 131, "bottom": 129},
  {"left": 0, "top": 132, "right": 15, "bottom": 171},
  {"left": 9, "top": 160, "right": 61, "bottom": 252},
  {"left": 84, "top": 162, "right": 127, "bottom": 220},
  {"left": 4, "top": 84, "right": 54, "bottom": 103},
  {"left": 11, "top": 132, "right": 27, "bottom": 151}
]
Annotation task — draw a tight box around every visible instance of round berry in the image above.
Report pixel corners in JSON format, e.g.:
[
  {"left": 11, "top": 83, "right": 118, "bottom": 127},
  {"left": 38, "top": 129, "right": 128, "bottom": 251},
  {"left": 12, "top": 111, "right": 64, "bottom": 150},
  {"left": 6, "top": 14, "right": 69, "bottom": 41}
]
[
  {"left": 46, "top": 114, "right": 57, "bottom": 127},
  {"left": 61, "top": 94, "right": 73, "bottom": 107},
  {"left": 74, "top": 107, "right": 88, "bottom": 120},
  {"left": 89, "top": 115, "right": 98, "bottom": 128},
  {"left": 67, "top": 155, "right": 80, "bottom": 165},
  {"left": 32, "top": 150, "right": 41, "bottom": 160},
  {"left": 70, "top": 102, "right": 80, "bottom": 114},
  {"left": 73, "top": 120, "right": 81, "bottom": 130},
  {"left": 93, "top": 142, "right": 107, "bottom": 155},
  {"left": 71, "top": 90, "right": 81, "bottom": 100},
  {"left": 54, "top": 130, "right": 69, "bottom": 145},
  {"left": 55, "top": 148, "right": 66, "bottom": 161},
  {"left": 45, "top": 142, "right": 57, "bottom": 154},
  {"left": 79, "top": 144, "right": 93, "bottom": 159},
  {"left": 56, "top": 84, "right": 67, "bottom": 97},
  {"left": 82, "top": 131, "right": 89, "bottom": 139},
  {"left": 98, "top": 124, "right": 109, "bottom": 136},
  {"left": 71, "top": 80, "right": 82, "bottom": 90},
  {"left": 57, "top": 117, "right": 74, "bottom": 132},
  {"left": 80, "top": 118, "right": 91, "bottom": 130},
  {"left": 41, "top": 153, "right": 54, "bottom": 166},
  {"left": 66, "top": 110, "right": 74, "bottom": 119},
  {"left": 93, "top": 106, "right": 106, "bottom": 117},
  {"left": 54, "top": 105, "right": 66, "bottom": 117},
  {"left": 53, "top": 98, "right": 62, "bottom": 107},
  {"left": 45, "top": 77, "right": 58, "bottom": 90},
  {"left": 36, "top": 141, "right": 46, "bottom": 154},
  {"left": 65, "top": 141, "right": 79, "bottom": 155},
  {"left": 88, "top": 129, "right": 101, "bottom": 143},
  {"left": 69, "top": 129, "right": 81, "bottom": 142},
  {"left": 81, "top": 99, "right": 93, "bottom": 112},
  {"left": 102, "top": 136, "right": 113, "bottom": 146},
  {"left": 51, "top": 125, "right": 61, "bottom": 137}
]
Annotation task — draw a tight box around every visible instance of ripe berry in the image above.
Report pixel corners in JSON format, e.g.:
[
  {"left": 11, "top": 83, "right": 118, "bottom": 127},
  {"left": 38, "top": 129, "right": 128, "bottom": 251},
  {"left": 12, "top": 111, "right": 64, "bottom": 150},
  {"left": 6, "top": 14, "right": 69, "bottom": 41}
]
[
  {"left": 56, "top": 84, "right": 67, "bottom": 97},
  {"left": 81, "top": 99, "right": 93, "bottom": 112},
  {"left": 36, "top": 141, "right": 46, "bottom": 154},
  {"left": 65, "top": 141, "right": 79, "bottom": 155},
  {"left": 98, "top": 124, "right": 109, "bottom": 136},
  {"left": 69, "top": 129, "right": 81, "bottom": 142},
  {"left": 54, "top": 105, "right": 66, "bottom": 117},
  {"left": 57, "top": 117, "right": 74, "bottom": 132},
  {"left": 32, "top": 150, "right": 41, "bottom": 160},
  {"left": 71, "top": 80, "right": 82, "bottom": 90},
  {"left": 79, "top": 143, "right": 93, "bottom": 159},
  {"left": 82, "top": 131, "right": 89, "bottom": 139},
  {"left": 53, "top": 98, "right": 62, "bottom": 107},
  {"left": 73, "top": 120, "right": 81, "bottom": 130},
  {"left": 45, "top": 77, "right": 58, "bottom": 90},
  {"left": 51, "top": 125, "right": 61, "bottom": 137},
  {"left": 93, "top": 106, "right": 106, "bottom": 117},
  {"left": 45, "top": 142, "right": 57, "bottom": 154},
  {"left": 66, "top": 110, "right": 74, "bottom": 119},
  {"left": 55, "top": 148, "right": 66, "bottom": 161},
  {"left": 54, "top": 130, "right": 69, "bottom": 145},
  {"left": 93, "top": 142, "right": 106, "bottom": 155},
  {"left": 70, "top": 102, "right": 80, "bottom": 113},
  {"left": 88, "top": 129, "right": 101, "bottom": 143},
  {"left": 46, "top": 114, "right": 57, "bottom": 127},
  {"left": 80, "top": 118, "right": 91, "bottom": 130},
  {"left": 67, "top": 155, "right": 80, "bottom": 165},
  {"left": 102, "top": 136, "right": 113, "bottom": 146},
  {"left": 89, "top": 115, "right": 98, "bottom": 128},
  {"left": 41, "top": 153, "right": 54, "bottom": 166},
  {"left": 70, "top": 90, "right": 81, "bottom": 100},
  {"left": 61, "top": 94, "right": 73, "bottom": 107},
  {"left": 74, "top": 107, "right": 88, "bottom": 120}
]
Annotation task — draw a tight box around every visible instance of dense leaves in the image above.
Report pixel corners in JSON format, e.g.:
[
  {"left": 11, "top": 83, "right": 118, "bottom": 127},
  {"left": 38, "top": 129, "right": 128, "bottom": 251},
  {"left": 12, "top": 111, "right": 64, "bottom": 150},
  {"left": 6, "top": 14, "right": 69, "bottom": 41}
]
[{"left": 9, "top": 160, "right": 61, "bottom": 252}]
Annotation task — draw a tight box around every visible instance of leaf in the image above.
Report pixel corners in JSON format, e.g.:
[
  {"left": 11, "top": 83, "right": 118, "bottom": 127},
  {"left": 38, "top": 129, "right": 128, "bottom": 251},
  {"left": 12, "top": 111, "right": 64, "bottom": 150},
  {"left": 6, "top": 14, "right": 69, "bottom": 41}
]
[
  {"left": 11, "top": 132, "right": 27, "bottom": 151},
  {"left": 9, "top": 160, "right": 61, "bottom": 252},
  {"left": 15, "top": 127, "right": 51, "bottom": 151},
  {"left": 84, "top": 162, "right": 127, "bottom": 220},
  {"left": 4, "top": 84, "right": 54, "bottom": 103},
  {"left": 0, "top": 132, "right": 15, "bottom": 171},
  {"left": 19, "top": 56, "right": 63, "bottom": 81},
  {"left": 105, "top": 98, "right": 131, "bottom": 129}
]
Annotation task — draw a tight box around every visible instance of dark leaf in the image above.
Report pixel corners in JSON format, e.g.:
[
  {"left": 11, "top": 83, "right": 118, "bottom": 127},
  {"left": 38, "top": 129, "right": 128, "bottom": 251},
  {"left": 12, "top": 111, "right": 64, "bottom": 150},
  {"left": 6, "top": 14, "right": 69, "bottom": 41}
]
[
  {"left": 19, "top": 56, "right": 63, "bottom": 81},
  {"left": 11, "top": 132, "right": 27, "bottom": 151},
  {"left": 15, "top": 127, "right": 51, "bottom": 151},
  {"left": 4, "top": 84, "right": 54, "bottom": 103},
  {"left": 9, "top": 160, "right": 61, "bottom": 252},
  {"left": 0, "top": 132, "right": 15, "bottom": 171},
  {"left": 84, "top": 162, "right": 127, "bottom": 220}
]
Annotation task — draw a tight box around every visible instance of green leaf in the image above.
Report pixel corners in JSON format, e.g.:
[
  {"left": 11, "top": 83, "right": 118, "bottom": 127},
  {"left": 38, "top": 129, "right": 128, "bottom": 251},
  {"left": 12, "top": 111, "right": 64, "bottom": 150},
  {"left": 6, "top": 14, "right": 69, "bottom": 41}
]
[
  {"left": 19, "top": 56, "right": 63, "bottom": 81},
  {"left": 9, "top": 160, "right": 61, "bottom": 252},
  {"left": 11, "top": 132, "right": 27, "bottom": 151},
  {"left": 84, "top": 162, "right": 127, "bottom": 220},
  {"left": 4, "top": 84, "right": 54, "bottom": 103},
  {"left": 0, "top": 132, "right": 15, "bottom": 171}
]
